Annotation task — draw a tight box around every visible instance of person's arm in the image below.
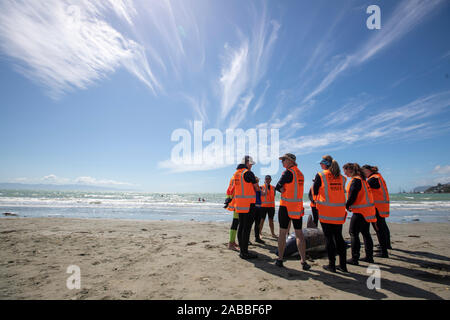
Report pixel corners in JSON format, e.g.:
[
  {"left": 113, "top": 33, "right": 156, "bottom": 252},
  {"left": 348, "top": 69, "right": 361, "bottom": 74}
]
[
  {"left": 244, "top": 170, "right": 260, "bottom": 193},
  {"left": 275, "top": 170, "right": 293, "bottom": 193},
  {"left": 313, "top": 173, "right": 321, "bottom": 196},
  {"left": 367, "top": 177, "right": 380, "bottom": 189},
  {"left": 346, "top": 179, "right": 362, "bottom": 210}
]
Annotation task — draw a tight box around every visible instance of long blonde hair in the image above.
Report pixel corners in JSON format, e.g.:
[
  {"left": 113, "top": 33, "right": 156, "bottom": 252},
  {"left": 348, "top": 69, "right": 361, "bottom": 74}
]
[{"left": 322, "top": 155, "right": 341, "bottom": 178}]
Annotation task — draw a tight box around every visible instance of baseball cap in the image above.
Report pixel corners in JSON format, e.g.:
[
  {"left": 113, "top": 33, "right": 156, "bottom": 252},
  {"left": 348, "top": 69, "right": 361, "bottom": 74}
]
[
  {"left": 240, "top": 155, "right": 256, "bottom": 165},
  {"left": 279, "top": 153, "right": 297, "bottom": 164}
]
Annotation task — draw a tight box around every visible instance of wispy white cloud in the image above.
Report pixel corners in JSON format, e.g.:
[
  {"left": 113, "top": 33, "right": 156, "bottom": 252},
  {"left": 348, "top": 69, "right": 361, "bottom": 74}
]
[
  {"left": 0, "top": 0, "right": 161, "bottom": 98},
  {"left": 9, "top": 174, "right": 133, "bottom": 187},
  {"left": 356, "top": 0, "right": 445, "bottom": 64},
  {"left": 433, "top": 165, "right": 450, "bottom": 175},
  {"left": 218, "top": 3, "right": 281, "bottom": 127},
  {"left": 322, "top": 95, "right": 373, "bottom": 127},
  {"left": 282, "top": 91, "right": 450, "bottom": 155},
  {"left": 302, "top": 0, "right": 445, "bottom": 104}
]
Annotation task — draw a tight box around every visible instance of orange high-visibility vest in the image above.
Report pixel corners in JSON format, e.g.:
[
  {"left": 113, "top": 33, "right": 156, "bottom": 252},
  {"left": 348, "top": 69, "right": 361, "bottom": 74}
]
[
  {"left": 280, "top": 166, "right": 304, "bottom": 219},
  {"left": 260, "top": 184, "right": 275, "bottom": 208},
  {"left": 316, "top": 170, "right": 347, "bottom": 224},
  {"left": 226, "top": 177, "right": 235, "bottom": 212},
  {"left": 367, "top": 173, "right": 390, "bottom": 218},
  {"left": 233, "top": 168, "right": 256, "bottom": 213},
  {"left": 346, "top": 176, "right": 377, "bottom": 223}
]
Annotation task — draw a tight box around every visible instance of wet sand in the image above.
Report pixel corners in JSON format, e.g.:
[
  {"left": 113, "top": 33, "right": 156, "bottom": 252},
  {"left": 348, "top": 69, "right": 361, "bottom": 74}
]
[{"left": 0, "top": 217, "right": 449, "bottom": 300}]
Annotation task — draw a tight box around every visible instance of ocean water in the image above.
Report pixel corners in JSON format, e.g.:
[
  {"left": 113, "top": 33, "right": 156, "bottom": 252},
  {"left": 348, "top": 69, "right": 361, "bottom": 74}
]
[{"left": 0, "top": 190, "right": 449, "bottom": 223}]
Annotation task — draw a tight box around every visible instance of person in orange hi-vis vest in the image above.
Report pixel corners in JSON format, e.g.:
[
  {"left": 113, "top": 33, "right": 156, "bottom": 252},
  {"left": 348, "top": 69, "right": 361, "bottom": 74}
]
[
  {"left": 274, "top": 153, "right": 311, "bottom": 271},
  {"left": 313, "top": 155, "right": 348, "bottom": 273},
  {"left": 258, "top": 175, "right": 278, "bottom": 239},
  {"left": 224, "top": 177, "right": 240, "bottom": 252},
  {"left": 343, "top": 163, "right": 376, "bottom": 266},
  {"left": 362, "top": 164, "right": 392, "bottom": 258},
  {"left": 232, "top": 155, "right": 261, "bottom": 260}
]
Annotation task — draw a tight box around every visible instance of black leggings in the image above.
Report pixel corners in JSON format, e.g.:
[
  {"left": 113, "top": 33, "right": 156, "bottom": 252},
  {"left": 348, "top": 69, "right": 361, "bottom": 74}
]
[
  {"left": 237, "top": 207, "right": 255, "bottom": 254},
  {"left": 349, "top": 213, "right": 373, "bottom": 260},
  {"left": 320, "top": 222, "right": 347, "bottom": 267},
  {"left": 278, "top": 205, "right": 303, "bottom": 229},
  {"left": 375, "top": 209, "right": 391, "bottom": 252}
]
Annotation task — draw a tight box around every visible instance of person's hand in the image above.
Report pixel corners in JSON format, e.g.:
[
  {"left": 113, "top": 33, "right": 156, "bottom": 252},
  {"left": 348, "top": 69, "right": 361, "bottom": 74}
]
[{"left": 255, "top": 177, "right": 260, "bottom": 183}]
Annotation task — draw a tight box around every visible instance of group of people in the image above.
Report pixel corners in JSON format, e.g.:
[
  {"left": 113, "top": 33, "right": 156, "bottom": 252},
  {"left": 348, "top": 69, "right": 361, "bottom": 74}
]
[{"left": 224, "top": 153, "right": 391, "bottom": 273}]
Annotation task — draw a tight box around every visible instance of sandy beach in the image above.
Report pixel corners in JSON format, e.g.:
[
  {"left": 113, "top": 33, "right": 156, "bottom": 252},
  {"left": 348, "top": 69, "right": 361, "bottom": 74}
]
[{"left": 0, "top": 217, "right": 449, "bottom": 300}]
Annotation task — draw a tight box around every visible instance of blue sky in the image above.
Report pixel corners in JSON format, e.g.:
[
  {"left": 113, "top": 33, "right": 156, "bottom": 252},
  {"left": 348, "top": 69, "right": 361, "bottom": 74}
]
[{"left": 0, "top": 0, "right": 449, "bottom": 193}]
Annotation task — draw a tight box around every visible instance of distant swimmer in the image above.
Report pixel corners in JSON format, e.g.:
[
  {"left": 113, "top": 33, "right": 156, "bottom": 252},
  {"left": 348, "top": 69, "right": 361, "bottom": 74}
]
[
  {"left": 343, "top": 163, "right": 376, "bottom": 266},
  {"left": 3, "top": 212, "right": 18, "bottom": 217},
  {"left": 275, "top": 153, "right": 311, "bottom": 271},
  {"left": 362, "top": 164, "right": 392, "bottom": 257}
]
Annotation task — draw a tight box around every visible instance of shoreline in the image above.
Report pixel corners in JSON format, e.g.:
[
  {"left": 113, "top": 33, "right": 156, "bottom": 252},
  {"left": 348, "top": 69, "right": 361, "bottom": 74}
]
[{"left": 1, "top": 217, "right": 449, "bottom": 300}]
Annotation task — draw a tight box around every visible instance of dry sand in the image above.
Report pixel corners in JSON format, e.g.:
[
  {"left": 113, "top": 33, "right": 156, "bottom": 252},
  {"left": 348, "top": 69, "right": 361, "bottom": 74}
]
[{"left": 0, "top": 217, "right": 449, "bottom": 300}]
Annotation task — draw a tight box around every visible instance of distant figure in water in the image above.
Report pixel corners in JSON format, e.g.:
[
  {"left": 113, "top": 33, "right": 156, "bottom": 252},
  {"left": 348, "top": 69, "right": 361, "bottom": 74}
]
[
  {"left": 198, "top": 198, "right": 201, "bottom": 202},
  {"left": 202, "top": 198, "right": 206, "bottom": 202}
]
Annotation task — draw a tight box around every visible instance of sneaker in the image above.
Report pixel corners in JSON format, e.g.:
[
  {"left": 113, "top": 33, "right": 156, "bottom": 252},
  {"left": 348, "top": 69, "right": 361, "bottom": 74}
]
[
  {"left": 322, "top": 264, "right": 336, "bottom": 273},
  {"left": 271, "top": 234, "right": 278, "bottom": 239},
  {"left": 275, "top": 259, "right": 284, "bottom": 267},
  {"left": 255, "top": 238, "right": 265, "bottom": 244},
  {"left": 337, "top": 266, "right": 349, "bottom": 273},
  {"left": 360, "top": 257, "right": 375, "bottom": 263},
  {"left": 347, "top": 258, "right": 359, "bottom": 266},
  {"left": 240, "top": 252, "right": 258, "bottom": 260},
  {"left": 302, "top": 262, "right": 311, "bottom": 271}
]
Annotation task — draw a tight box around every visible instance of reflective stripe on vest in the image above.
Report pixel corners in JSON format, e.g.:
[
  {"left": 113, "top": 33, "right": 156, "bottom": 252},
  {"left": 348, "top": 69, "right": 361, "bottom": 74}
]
[
  {"left": 347, "top": 177, "right": 377, "bottom": 222},
  {"left": 318, "top": 214, "right": 346, "bottom": 222},
  {"left": 280, "top": 166, "right": 304, "bottom": 219},
  {"left": 234, "top": 168, "right": 256, "bottom": 213},
  {"left": 261, "top": 184, "right": 275, "bottom": 207},
  {"left": 316, "top": 170, "right": 347, "bottom": 224},
  {"left": 369, "top": 173, "right": 390, "bottom": 217}
]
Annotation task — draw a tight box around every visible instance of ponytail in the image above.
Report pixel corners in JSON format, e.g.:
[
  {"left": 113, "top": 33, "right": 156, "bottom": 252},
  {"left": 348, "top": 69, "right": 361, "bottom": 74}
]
[
  {"left": 329, "top": 160, "right": 341, "bottom": 177},
  {"left": 322, "top": 155, "right": 341, "bottom": 178}
]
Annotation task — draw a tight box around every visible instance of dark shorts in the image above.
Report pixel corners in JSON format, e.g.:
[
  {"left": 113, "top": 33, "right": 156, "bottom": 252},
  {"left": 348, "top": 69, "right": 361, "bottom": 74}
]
[
  {"left": 260, "top": 207, "right": 275, "bottom": 220},
  {"left": 278, "top": 205, "right": 303, "bottom": 230}
]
